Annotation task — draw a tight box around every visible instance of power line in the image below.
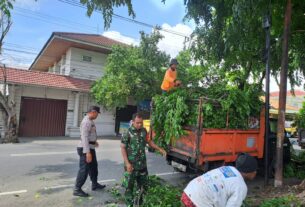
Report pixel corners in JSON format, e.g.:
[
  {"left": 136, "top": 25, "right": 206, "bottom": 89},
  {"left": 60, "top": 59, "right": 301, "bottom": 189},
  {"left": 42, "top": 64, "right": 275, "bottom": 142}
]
[
  {"left": 13, "top": 11, "right": 98, "bottom": 33},
  {"left": 5, "top": 42, "right": 40, "bottom": 51},
  {"left": 11, "top": 8, "right": 142, "bottom": 43},
  {"left": 3, "top": 48, "right": 38, "bottom": 55},
  {"left": 3, "top": 42, "right": 186, "bottom": 69},
  {"left": 2, "top": 52, "right": 35, "bottom": 60},
  {"left": 9, "top": 1, "right": 191, "bottom": 52},
  {"left": 14, "top": 6, "right": 98, "bottom": 31},
  {"left": 3, "top": 36, "right": 185, "bottom": 57},
  {"left": 57, "top": 0, "right": 190, "bottom": 39}
]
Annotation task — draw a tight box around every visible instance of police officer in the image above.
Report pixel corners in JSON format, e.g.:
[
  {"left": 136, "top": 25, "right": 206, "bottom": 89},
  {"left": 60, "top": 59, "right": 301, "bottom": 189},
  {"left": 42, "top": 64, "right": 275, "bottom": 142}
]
[
  {"left": 73, "top": 106, "right": 106, "bottom": 197},
  {"left": 121, "top": 113, "right": 166, "bottom": 206}
]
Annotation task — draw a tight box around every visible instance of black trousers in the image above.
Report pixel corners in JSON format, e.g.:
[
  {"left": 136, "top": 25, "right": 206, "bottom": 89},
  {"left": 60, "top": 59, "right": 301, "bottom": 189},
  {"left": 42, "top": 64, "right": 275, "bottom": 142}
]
[{"left": 75, "top": 147, "right": 98, "bottom": 190}]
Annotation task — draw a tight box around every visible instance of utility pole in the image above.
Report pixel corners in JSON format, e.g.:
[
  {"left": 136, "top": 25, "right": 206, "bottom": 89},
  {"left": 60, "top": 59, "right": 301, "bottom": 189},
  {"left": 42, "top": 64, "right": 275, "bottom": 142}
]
[
  {"left": 274, "top": 0, "right": 292, "bottom": 187},
  {"left": 263, "top": 14, "right": 271, "bottom": 186}
]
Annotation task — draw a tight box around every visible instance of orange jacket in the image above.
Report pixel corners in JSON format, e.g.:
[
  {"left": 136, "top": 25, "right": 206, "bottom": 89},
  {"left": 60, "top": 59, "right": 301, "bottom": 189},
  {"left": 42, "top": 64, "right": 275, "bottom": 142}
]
[{"left": 161, "top": 68, "right": 177, "bottom": 91}]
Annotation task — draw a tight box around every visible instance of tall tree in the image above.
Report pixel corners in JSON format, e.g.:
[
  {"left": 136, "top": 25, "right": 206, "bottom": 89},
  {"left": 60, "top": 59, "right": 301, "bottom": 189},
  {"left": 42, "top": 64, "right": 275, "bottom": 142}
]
[
  {"left": 0, "top": 0, "right": 18, "bottom": 143},
  {"left": 182, "top": 0, "right": 304, "bottom": 188},
  {"left": 275, "top": 0, "right": 292, "bottom": 188},
  {"left": 91, "top": 31, "right": 170, "bottom": 109},
  {"left": 183, "top": 0, "right": 305, "bottom": 90},
  {"left": 81, "top": 0, "right": 305, "bottom": 89}
]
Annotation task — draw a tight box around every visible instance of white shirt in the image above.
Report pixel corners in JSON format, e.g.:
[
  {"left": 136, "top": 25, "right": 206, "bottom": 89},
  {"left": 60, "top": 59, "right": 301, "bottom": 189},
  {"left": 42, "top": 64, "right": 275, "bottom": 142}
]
[
  {"left": 184, "top": 166, "right": 247, "bottom": 207},
  {"left": 78, "top": 115, "right": 97, "bottom": 153}
]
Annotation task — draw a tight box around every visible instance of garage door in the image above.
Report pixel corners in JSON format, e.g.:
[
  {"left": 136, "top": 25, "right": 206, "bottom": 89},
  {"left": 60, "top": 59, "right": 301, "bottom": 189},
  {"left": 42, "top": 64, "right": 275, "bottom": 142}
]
[{"left": 19, "top": 97, "right": 67, "bottom": 137}]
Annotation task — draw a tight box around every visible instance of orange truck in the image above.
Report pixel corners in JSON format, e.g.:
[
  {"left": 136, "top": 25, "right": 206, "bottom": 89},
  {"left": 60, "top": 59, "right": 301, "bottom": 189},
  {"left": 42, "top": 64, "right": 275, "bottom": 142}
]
[{"left": 150, "top": 98, "right": 291, "bottom": 173}]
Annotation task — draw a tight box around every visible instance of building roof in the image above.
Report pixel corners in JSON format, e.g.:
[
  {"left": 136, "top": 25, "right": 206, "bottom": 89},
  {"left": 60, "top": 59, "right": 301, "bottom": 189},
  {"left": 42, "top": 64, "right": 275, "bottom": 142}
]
[
  {"left": 270, "top": 90, "right": 305, "bottom": 97},
  {"left": 261, "top": 96, "right": 300, "bottom": 115},
  {"left": 30, "top": 32, "right": 126, "bottom": 72},
  {"left": 53, "top": 32, "right": 125, "bottom": 48},
  {"left": 0, "top": 67, "right": 92, "bottom": 92},
  {"left": 269, "top": 99, "right": 299, "bottom": 111}
]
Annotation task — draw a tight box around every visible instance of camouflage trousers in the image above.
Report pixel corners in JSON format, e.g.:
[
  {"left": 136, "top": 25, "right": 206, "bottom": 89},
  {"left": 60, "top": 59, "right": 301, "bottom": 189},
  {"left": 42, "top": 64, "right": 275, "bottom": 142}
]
[{"left": 122, "top": 168, "right": 148, "bottom": 206}]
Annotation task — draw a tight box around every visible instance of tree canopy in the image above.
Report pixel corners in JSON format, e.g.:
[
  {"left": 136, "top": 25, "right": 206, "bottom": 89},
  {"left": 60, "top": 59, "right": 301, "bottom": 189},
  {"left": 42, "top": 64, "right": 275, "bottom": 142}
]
[
  {"left": 91, "top": 31, "right": 170, "bottom": 109},
  {"left": 83, "top": 0, "right": 305, "bottom": 90},
  {"left": 0, "top": 0, "right": 14, "bottom": 17},
  {"left": 184, "top": 0, "right": 305, "bottom": 90}
]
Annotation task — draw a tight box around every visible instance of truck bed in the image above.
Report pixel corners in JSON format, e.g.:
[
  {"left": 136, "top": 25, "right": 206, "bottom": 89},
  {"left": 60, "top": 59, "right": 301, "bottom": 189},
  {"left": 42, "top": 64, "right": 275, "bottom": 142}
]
[{"left": 170, "top": 127, "right": 264, "bottom": 166}]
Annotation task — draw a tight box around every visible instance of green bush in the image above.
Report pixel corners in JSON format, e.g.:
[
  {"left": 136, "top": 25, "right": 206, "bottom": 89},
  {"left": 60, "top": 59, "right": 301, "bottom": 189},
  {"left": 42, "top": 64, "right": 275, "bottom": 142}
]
[
  {"left": 260, "top": 195, "right": 301, "bottom": 207},
  {"left": 284, "top": 150, "right": 305, "bottom": 179},
  {"left": 152, "top": 84, "right": 263, "bottom": 144},
  {"left": 142, "top": 176, "right": 182, "bottom": 207}
]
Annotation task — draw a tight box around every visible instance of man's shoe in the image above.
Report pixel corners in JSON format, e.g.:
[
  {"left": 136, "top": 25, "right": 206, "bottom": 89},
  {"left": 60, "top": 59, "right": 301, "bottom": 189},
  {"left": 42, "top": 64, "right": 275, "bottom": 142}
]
[
  {"left": 73, "top": 189, "right": 89, "bottom": 197},
  {"left": 92, "top": 183, "right": 106, "bottom": 191}
]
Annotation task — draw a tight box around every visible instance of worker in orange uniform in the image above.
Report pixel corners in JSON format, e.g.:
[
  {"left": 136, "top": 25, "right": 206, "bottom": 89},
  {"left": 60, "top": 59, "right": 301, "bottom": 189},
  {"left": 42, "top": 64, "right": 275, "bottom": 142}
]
[{"left": 161, "top": 58, "right": 182, "bottom": 93}]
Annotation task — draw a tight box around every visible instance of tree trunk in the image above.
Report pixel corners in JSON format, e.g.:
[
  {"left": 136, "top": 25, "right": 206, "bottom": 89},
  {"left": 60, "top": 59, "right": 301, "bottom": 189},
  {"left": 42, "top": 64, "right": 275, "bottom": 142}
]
[
  {"left": 0, "top": 86, "right": 19, "bottom": 143},
  {"left": 3, "top": 114, "right": 18, "bottom": 143},
  {"left": 274, "top": 0, "right": 292, "bottom": 188},
  {"left": 0, "top": 2, "right": 16, "bottom": 143}
]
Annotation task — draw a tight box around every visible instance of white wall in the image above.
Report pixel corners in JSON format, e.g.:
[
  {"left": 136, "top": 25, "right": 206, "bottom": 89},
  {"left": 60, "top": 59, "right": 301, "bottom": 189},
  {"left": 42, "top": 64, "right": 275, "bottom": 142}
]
[
  {"left": 65, "top": 49, "right": 72, "bottom": 76},
  {"left": 66, "top": 92, "right": 76, "bottom": 135},
  {"left": 78, "top": 94, "right": 116, "bottom": 136},
  {"left": 95, "top": 107, "right": 116, "bottom": 136},
  {"left": 46, "top": 47, "right": 108, "bottom": 81},
  {"left": 67, "top": 47, "right": 107, "bottom": 80}
]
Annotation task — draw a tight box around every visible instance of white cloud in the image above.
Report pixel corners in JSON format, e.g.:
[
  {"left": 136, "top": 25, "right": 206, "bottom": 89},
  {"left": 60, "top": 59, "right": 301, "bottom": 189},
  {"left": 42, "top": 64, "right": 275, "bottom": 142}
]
[
  {"left": 14, "top": 0, "right": 41, "bottom": 10},
  {"left": 102, "top": 31, "right": 139, "bottom": 46},
  {"left": 103, "top": 23, "right": 193, "bottom": 58},
  {"left": 157, "top": 23, "right": 193, "bottom": 58}
]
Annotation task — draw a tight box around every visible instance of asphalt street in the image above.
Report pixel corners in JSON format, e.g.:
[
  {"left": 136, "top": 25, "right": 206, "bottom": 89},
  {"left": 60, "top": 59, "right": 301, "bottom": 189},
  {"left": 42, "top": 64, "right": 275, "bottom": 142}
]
[{"left": 0, "top": 137, "right": 191, "bottom": 207}]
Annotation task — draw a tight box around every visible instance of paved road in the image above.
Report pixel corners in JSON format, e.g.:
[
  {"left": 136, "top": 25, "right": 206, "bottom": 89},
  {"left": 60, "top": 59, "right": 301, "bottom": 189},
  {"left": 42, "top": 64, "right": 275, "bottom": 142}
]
[{"left": 0, "top": 137, "right": 191, "bottom": 207}]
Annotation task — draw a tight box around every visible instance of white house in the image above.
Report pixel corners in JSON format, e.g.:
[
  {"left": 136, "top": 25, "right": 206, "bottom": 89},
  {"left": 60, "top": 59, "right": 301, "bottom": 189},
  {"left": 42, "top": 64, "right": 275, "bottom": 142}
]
[{"left": 0, "top": 32, "right": 132, "bottom": 138}]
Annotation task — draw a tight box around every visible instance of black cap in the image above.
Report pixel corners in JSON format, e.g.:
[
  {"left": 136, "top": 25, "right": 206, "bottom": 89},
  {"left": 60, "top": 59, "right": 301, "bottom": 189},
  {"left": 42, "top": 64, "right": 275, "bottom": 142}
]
[
  {"left": 235, "top": 153, "right": 258, "bottom": 173},
  {"left": 170, "top": 58, "right": 179, "bottom": 66},
  {"left": 88, "top": 106, "right": 100, "bottom": 113}
]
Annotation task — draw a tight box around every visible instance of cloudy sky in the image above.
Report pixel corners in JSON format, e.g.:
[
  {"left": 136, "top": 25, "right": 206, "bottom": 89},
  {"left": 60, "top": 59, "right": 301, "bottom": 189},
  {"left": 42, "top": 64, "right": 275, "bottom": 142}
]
[
  {"left": 2, "top": 0, "right": 193, "bottom": 68},
  {"left": 1, "top": 0, "right": 300, "bottom": 91}
]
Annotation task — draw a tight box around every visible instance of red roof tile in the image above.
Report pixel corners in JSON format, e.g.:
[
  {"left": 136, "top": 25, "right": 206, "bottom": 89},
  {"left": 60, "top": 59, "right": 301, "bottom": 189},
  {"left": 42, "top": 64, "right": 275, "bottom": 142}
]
[
  {"left": 0, "top": 67, "right": 92, "bottom": 92},
  {"left": 270, "top": 90, "right": 305, "bottom": 97},
  {"left": 269, "top": 99, "right": 299, "bottom": 111},
  {"left": 53, "top": 32, "right": 126, "bottom": 48}
]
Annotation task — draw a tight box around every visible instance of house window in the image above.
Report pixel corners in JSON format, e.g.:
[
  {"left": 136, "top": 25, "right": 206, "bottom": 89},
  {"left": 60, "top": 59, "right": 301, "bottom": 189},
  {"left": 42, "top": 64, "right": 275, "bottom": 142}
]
[{"left": 82, "top": 55, "right": 92, "bottom": 62}]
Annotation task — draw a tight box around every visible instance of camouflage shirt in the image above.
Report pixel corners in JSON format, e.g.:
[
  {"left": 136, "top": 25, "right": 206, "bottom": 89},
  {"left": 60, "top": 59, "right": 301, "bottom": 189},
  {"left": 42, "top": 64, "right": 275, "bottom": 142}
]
[{"left": 121, "top": 126, "right": 148, "bottom": 171}]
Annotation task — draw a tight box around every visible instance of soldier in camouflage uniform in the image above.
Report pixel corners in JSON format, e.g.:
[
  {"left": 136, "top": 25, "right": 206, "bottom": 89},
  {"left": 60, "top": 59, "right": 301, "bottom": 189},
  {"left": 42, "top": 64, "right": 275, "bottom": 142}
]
[{"left": 121, "top": 113, "right": 166, "bottom": 206}]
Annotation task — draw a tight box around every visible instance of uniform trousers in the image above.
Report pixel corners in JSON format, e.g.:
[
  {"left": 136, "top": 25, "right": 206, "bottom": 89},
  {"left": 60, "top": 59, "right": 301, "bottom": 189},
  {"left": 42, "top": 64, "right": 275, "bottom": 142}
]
[{"left": 75, "top": 147, "right": 98, "bottom": 189}]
